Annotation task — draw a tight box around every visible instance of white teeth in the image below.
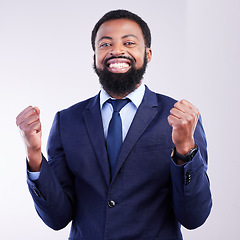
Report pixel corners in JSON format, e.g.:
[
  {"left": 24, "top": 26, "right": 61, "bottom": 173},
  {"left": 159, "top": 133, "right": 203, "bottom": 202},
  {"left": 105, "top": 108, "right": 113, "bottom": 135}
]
[{"left": 109, "top": 63, "right": 129, "bottom": 69}]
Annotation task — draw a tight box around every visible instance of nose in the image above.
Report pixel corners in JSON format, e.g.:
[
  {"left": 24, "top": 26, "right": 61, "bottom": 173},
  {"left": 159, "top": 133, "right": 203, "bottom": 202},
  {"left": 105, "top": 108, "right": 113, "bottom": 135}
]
[{"left": 110, "top": 42, "right": 125, "bottom": 56}]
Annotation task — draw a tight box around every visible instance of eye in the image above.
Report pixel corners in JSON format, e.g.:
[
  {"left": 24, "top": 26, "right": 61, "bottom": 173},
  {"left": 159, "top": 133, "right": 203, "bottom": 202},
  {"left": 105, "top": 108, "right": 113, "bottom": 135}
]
[
  {"left": 99, "top": 42, "right": 112, "bottom": 48},
  {"left": 124, "top": 41, "right": 136, "bottom": 47}
]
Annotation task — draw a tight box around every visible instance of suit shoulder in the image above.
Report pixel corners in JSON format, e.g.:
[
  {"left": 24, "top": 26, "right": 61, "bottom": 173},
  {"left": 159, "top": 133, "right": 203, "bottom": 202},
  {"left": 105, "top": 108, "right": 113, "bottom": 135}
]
[
  {"left": 145, "top": 85, "right": 176, "bottom": 107},
  {"left": 156, "top": 94, "right": 177, "bottom": 118},
  {"left": 150, "top": 90, "right": 177, "bottom": 110},
  {"left": 156, "top": 93, "right": 177, "bottom": 106}
]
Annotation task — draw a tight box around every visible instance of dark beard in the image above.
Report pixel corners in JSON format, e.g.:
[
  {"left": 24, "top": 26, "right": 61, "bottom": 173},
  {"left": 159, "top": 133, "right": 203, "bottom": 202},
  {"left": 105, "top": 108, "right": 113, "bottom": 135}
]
[{"left": 93, "top": 52, "right": 148, "bottom": 97}]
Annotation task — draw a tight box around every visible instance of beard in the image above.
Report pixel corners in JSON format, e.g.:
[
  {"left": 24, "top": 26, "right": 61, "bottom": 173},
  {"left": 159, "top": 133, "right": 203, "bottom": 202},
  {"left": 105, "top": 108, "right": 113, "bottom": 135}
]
[{"left": 93, "top": 51, "right": 148, "bottom": 97}]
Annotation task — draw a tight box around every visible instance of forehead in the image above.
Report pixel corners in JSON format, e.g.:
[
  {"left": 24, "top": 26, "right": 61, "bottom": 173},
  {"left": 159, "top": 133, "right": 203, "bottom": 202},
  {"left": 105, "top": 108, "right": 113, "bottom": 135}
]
[{"left": 95, "top": 19, "right": 144, "bottom": 42}]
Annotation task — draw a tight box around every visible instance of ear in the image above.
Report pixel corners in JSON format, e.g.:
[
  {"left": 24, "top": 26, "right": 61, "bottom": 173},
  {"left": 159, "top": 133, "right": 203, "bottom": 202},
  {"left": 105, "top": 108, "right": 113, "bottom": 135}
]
[{"left": 145, "top": 48, "right": 152, "bottom": 63}]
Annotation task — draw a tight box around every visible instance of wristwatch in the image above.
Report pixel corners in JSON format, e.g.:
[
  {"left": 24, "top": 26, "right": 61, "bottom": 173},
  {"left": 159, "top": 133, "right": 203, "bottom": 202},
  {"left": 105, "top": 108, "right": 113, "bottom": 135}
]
[{"left": 171, "top": 145, "right": 198, "bottom": 162}]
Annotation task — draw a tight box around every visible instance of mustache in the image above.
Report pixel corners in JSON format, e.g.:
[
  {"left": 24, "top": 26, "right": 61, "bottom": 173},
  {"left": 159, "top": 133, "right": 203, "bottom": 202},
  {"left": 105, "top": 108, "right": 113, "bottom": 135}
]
[{"left": 103, "top": 56, "right": 136, "bottom": 66}]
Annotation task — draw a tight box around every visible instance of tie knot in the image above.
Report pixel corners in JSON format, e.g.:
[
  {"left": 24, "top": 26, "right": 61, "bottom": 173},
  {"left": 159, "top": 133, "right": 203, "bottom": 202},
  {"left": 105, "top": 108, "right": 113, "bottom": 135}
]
[{"left": 107, "top": 98, "right": 130, "bottom": 113}]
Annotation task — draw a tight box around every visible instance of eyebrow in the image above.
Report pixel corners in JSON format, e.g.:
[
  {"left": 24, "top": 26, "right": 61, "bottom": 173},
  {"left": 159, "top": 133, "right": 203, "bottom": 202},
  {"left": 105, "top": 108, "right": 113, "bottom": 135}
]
[
  {"left": 98, "top": 36, "right": 112, "bottom": 43},
  {"left": 98, "top": 34, "right": 139, "bottom": 43},
  {"left": 122, "top": 34, "right": 139, "bottom": 40}
]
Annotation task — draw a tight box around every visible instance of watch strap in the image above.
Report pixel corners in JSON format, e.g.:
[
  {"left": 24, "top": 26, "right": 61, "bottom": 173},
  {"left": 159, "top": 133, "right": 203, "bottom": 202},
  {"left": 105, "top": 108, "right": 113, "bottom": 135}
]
[{"left": 171, "top": 145, "right": 198, "bottom": 162}]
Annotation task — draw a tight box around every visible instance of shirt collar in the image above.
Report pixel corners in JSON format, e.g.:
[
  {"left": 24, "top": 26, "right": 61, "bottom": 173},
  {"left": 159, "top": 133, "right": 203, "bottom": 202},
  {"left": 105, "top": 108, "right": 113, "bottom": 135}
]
[{"left": 100, "top": 83, "right": 145, "bottom": 109}]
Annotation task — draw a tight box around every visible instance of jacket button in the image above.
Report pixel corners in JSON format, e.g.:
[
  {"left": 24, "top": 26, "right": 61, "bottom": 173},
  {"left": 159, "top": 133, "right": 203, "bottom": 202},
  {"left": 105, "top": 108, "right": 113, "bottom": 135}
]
[
  {"left": 186, "top": 170, "right": 192, "bottom": 185},
  {"left": 108, "top": 200, "right": 116, "bottom": 208}
]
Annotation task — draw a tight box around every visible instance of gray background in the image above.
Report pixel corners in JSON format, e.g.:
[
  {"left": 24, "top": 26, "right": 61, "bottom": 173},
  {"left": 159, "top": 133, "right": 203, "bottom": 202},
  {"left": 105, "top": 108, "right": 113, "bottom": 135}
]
[{"left": 1, "top": 0, "right": 239, "bottom": 239}]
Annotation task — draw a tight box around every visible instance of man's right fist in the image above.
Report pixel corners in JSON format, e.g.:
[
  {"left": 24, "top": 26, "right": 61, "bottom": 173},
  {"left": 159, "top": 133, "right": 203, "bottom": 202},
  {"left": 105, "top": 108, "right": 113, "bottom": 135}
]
[{"left": 16, "top": 106, "right": 42, "bottom": 171}]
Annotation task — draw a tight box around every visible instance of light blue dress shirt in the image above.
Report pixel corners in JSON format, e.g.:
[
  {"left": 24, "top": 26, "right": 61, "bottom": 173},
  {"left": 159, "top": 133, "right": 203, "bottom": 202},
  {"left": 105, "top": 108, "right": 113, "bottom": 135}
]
[
  {"left": 28, "top": 84, "right": 146, "bottom": 181},
  {"left": 100, "top": 83, "right": 145, "bottom": 141}
]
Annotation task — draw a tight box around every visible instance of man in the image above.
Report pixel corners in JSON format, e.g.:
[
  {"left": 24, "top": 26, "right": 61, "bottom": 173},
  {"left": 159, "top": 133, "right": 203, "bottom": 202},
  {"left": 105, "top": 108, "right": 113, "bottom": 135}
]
[{"left": 16, "top": 9, "right": 212, "bottom": 240}]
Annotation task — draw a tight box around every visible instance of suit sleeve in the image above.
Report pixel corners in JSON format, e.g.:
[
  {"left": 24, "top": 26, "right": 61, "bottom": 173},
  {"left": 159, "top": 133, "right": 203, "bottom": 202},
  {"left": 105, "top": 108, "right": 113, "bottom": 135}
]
[
  {"left": 27, "top": 112, "right": 75, "bottom": 230},
  {"left": 170, "top": 115, "right": 212, "bottom": 229}
]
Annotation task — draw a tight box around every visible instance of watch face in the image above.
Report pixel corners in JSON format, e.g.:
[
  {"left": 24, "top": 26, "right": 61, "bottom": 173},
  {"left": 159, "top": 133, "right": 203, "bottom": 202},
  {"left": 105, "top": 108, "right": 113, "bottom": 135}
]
[
  {"left": 188, "top": 146, "right": 198, "bottom": 160},
  {"left": 189, "top": 151, "right": 195, "bottom": 158}
]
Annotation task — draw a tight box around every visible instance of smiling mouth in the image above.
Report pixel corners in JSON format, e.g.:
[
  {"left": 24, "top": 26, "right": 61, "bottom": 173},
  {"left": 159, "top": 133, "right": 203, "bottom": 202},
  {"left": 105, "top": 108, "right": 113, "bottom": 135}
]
[{"left": 106, "top": 58, "right": 132, "bottom": 73}]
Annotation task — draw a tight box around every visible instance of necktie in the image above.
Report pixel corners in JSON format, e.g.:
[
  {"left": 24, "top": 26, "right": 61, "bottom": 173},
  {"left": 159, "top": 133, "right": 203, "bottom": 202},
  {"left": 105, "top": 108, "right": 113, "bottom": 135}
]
[{"left": 107, "top": 98, "right": 130, "bottom": 176}]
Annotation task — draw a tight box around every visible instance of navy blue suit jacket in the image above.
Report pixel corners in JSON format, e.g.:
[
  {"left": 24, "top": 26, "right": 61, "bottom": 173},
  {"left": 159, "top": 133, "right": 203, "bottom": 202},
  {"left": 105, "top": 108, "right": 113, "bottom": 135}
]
[{"left": 27, "top": 86, "right": 212, "bottom": 240}]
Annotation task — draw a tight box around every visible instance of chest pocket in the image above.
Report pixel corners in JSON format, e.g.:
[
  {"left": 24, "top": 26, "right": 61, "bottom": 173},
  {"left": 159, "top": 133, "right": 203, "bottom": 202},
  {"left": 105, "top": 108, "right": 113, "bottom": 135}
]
[{"left": 133, "top": 137, "right": 173, "bottom": 153}]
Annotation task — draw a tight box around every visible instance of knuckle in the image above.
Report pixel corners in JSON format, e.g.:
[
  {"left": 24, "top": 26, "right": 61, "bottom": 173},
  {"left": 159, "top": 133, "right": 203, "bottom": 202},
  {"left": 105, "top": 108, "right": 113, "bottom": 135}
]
[
  {"left": 191, "top": 112, "right": 196, "bottom": 118},
  {"left": 180, "top": 119, "right": 188, "bottom": 127},
  {"left": 186, "top": 116, "right": 192, "bottom": 122},
  {"left": 174, "top": 102, "right": 179, "bottom": 108}
]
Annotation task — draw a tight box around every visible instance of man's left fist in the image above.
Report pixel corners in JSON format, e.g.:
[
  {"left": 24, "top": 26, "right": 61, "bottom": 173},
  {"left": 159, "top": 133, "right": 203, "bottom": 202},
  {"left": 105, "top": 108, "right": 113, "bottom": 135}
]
[{"left": 168, "top": 99, "right": 199, "bottom": 155}]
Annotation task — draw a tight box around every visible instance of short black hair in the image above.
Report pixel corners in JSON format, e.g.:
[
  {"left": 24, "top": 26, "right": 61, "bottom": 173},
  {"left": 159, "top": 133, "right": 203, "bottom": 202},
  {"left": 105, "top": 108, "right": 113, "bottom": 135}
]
[{"left": 91, "top": 9, "right": 151, "bottom": 51}]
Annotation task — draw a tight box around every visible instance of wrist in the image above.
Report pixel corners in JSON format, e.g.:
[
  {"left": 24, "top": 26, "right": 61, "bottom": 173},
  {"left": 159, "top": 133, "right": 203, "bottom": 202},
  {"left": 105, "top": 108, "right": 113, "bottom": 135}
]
[
  {"left": 175, "top": 140, "right": 195, "bottom": 155},
  {"left": 27, "top": 149, "right": 42, "bottom": 172}
]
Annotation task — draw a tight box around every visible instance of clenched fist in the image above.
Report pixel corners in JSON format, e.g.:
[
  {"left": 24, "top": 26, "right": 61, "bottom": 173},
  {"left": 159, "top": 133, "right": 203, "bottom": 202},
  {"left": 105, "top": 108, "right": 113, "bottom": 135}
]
[
  {"left": 168, "top": 99, "right": 199, "bottom": 156},
  {"left": 16, "top": 106, "right": 42, "bottom": 171}
]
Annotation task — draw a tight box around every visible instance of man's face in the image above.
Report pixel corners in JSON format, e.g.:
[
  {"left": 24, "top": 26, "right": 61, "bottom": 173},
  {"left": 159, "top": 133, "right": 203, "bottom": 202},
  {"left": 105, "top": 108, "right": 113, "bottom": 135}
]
[{"left": 94, "top": 19, "right": 152, "bottom": 98}]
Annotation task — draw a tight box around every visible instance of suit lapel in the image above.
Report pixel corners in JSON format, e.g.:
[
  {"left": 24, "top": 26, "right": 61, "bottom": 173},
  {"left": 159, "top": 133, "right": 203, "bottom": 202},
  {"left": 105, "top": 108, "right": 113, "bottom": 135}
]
[
  {"left": 112, "top": 87, "right": 159, "bottom": 181},
  {"left": 83, "top": 94, "right": 111, "bottom": 185}
]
